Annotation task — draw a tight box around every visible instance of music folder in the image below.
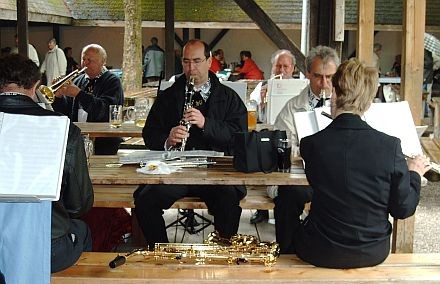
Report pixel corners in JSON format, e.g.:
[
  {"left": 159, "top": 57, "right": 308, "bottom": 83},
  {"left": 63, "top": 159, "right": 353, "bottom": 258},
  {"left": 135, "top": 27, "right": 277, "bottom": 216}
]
[{"left": 0, "top": 112, "right": 70, "bottom": 202}]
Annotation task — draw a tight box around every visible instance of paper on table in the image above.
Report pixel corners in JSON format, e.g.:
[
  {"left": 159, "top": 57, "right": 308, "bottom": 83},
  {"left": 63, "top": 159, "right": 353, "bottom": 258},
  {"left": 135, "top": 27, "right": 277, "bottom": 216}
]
[
  {"left": 0, "top": 112, "right": 69, "bottom": 201},
  {"left": 119, "top": 150, "right": 224, "bottom": 164}
]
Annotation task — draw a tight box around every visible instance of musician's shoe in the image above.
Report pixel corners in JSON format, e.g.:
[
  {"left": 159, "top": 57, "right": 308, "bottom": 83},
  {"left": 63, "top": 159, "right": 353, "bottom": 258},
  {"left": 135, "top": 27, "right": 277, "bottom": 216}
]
[{"left": 250, "top": 210, "right": 269, "bottom": 224}]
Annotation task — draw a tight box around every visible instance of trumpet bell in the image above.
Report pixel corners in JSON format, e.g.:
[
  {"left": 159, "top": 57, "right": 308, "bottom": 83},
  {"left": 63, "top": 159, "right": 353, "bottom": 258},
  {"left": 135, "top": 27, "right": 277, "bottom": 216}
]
[{"left": 38, "top": 85, "right": 55, "bottom": 103}]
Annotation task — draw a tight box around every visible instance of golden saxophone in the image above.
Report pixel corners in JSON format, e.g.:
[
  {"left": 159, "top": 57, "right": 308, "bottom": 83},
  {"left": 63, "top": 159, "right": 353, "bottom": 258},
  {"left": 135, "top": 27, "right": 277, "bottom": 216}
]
[
  {"left": 109, "top": 231, "right": 280, "bottom": 268},
  {"left": 38, "top": 67, "right": 87, "bottom": 103},
  {"left": 175, "top": 76, "right": 195, "bottom": 151}
]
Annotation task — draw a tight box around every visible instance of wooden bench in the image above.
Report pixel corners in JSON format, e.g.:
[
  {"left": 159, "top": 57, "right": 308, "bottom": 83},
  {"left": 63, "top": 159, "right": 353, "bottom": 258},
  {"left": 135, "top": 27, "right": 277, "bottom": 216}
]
[
  {"left": 51, "top": 252, "right": 440, "bottom": 283},
  {"left": 93, "top": 185, "right": 275, "bottom": 210}
]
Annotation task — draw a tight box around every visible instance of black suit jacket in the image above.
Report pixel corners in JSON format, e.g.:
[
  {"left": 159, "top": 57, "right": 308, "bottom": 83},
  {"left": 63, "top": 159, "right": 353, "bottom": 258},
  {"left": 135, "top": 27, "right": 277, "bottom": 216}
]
[{"left": 297, "top": 113, "right": 421, "bottom": 268}]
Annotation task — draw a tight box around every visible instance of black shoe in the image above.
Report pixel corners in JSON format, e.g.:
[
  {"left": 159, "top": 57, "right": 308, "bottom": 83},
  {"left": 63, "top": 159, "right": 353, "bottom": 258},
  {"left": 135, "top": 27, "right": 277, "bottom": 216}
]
[{"left": 250, "top": 210, "right": 269, "bottom": 224}]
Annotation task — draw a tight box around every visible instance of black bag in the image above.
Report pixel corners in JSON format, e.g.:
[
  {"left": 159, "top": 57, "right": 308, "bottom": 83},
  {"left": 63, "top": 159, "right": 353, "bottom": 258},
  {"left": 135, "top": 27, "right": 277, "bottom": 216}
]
[{"left": 233, "top": 129, "right": 287, "bottom": 173}]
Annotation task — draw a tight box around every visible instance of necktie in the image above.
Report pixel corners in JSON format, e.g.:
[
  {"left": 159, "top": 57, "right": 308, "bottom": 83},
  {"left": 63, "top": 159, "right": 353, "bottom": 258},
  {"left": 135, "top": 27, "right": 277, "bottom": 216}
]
[
  {"left": 315, "top": 98, "right": 324, "bottom": 108},
  {"left": 86, "top": 79, "right": 95, "bottom": 94}
]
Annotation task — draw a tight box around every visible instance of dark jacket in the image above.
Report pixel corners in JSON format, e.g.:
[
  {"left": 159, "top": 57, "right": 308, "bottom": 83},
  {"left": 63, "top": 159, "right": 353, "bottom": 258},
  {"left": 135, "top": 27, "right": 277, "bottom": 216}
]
[
  {"left": 52, "top": 70, "right": 124, "bottom": 154},
  {"left": 297, "top": 113, "right": 421, "bottom": 268},
  {"left": 143, "top": 72, "right": 247, "bottom": 155},
  {"left": 0, "top": 95, "right": 94, "bottom": 239}
]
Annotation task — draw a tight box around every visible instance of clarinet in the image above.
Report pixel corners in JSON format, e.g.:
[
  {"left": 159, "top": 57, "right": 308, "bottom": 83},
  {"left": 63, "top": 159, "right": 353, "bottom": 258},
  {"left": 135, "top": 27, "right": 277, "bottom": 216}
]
[{"left": 177, "top": 77, "right": 195, "bottom": 151}]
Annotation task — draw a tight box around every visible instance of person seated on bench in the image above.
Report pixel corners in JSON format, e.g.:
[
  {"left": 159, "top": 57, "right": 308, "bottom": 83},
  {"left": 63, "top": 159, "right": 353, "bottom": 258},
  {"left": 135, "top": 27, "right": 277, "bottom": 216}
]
[
  {"left": 283, "top": 58, "right": 431, "bottom": 268},
  {"left": 134, "top": 39, "right": 247, "bottom": 249},
  {"left": 0, "top": 54, "right": 94, "bottom": 272},
  {"left": 248, "top": 49, "right": 297, "bottom": 224}
]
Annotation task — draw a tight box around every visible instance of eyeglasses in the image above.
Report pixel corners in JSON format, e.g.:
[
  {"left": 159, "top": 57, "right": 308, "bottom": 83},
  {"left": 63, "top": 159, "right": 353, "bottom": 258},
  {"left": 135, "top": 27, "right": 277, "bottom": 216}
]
[{"left": 182, "top": 57, "right": 208, "bottom": 66}]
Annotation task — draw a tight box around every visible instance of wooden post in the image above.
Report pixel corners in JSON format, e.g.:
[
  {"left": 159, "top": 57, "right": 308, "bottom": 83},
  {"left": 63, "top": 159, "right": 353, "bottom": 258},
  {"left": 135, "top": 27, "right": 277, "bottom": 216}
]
[
  {"left": 165, "top": 0, "right": 175, "bottom": 80},
  {"left": 392, "top": 216, "right": 415, "bottom": 253},
  {"left": 16, "top": 0, "right": 29, "bottom": 58},
  {"left": 401, "top": 0, "right": 426, "bottom": 126},
  {"left": 122, "top": 0, "right": 142, "bottom": 93},
  {"left": 356, "top": 0, "right": 375, "bottom": 65}
]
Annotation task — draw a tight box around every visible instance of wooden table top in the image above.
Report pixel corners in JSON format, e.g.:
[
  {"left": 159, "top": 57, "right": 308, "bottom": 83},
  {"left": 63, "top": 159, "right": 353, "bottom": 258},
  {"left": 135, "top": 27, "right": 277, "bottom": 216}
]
[
  {"left": 89, "top": 155, "right": 308, "bottom": 186},
  {"left": 74, "top": 122, "right": 142, "bottom": 138}
]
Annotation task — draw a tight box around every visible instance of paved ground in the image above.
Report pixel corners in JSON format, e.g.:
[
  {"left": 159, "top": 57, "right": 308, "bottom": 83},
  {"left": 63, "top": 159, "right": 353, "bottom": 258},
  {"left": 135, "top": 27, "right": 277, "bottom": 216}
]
[
  {"left": 161, "top": 180, "right": 440, "bottom": 253},
  {"left": 414, "top": 180, "right": 440, "bottom": 253}
]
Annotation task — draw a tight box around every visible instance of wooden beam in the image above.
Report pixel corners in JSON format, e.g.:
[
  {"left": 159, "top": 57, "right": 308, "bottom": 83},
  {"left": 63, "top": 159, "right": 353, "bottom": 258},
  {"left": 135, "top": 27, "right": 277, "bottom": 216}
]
[
  {"left": 401, "top": 0, "right": 426, "bottom": 126},
  {"left": 164, "top": 0, "right": 175, "bottom": 80},
  {"left": 194, "top": 28, "right": 200, "bottom": 39},
  {"left": 174, "top": 33, "right": 184, "bottom": 48},
  {"left": 233, "top": 0, "right": 305, "bottom": 74},
  {"left": 16, "top": 0, "right": 29, "bottom": 58},
  {"left": 183, "top": 28, "right": 189, "bottom": 44},
  {"left": 356, "top": 0, "right": 375, "bottom": 65},
  {"left": 208, "top": 29, "right": 229, "bottom": 51}
]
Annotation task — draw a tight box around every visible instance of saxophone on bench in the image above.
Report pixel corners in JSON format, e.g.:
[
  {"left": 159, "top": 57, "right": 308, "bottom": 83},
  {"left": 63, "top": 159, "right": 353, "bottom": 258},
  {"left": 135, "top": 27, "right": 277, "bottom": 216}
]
[{"left": 109, "top": 231, "right": 280, "bottom": 268}]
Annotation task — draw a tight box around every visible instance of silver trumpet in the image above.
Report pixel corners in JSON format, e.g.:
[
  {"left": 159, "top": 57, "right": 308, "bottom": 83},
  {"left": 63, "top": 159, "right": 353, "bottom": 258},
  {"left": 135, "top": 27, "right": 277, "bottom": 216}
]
[{"left": 176, "top": 77, "right": 195, "bottom": 151}]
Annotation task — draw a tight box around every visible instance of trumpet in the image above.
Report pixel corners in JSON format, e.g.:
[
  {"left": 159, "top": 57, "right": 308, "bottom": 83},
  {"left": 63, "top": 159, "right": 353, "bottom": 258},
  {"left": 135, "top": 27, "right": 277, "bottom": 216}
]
[
  {"left": 38, "top": 67, "right": 87, "bottom": 103},
  {"left": 175, "top": 76, "right": 195, "bottom": 151}
]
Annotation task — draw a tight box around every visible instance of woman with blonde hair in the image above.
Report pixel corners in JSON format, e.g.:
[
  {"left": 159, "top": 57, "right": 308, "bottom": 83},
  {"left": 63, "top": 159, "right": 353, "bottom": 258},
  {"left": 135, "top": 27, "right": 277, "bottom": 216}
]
[{"left": 291, "top": 58, "right": 430, "bottom": 268}]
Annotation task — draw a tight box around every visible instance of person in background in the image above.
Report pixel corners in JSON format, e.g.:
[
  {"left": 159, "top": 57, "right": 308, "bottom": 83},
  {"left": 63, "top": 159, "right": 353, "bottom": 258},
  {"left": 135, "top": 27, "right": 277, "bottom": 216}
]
[
  {"left": 391, "top": 54, "right": 402, "bottom": 77},
  {"left": 271, "top": 46, "right": 340, "bottom": 253},
  {"left": 215, "top": 48, "right": 227, "bottom": 69},
  {"left": 143, "top": 37, "right": 164, "bottom": 83},
  {"left": 0, "top": 54, "right": 93, "bottom": 272},
  {"left": 235, "top": 50, "right": 264, "bottom": 80},
  {"left": 40, "top": 38, "right": 67, "bottom": 84},
  {"left": 249, "top": 49, "right": 296, "bottom": 224},
  {"left": 209, "top": 49, "right": 224, "bottom": 73},
  {"left": 294, "top": 58, "right": 430, "bottom": 268},
  {"left": 174, "top": 48, "right": 183, "bottom": 75},
  {"left": 64, "top": 47, "right": 80, "bottom": 74},
  {"left": 134, "top": 39, "right": 247, "bottom": 250},
  {"left": 0, "top": 47, "right": 11, "bottom": 58},
  {"left": 372, "top": 43, "right": 382, "bottom": 74},
  {"left": 12, "top": 34, "right": 39, "bottom": 67},
  {"left": 53, "top": 43, "right": 124, "bottom": 155}
]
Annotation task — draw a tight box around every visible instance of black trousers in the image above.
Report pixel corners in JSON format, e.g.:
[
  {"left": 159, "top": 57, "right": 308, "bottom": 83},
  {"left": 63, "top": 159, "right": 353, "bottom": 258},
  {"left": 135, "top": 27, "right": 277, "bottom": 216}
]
[
  {"left": 274, "top": 185, "right": 313, "bottom": 254},
  {"left": 134, "top": 185, "right": 244, "bottom": 249},
  {"left": 51, "top": 219, "right": 92, "bottom": 273}
]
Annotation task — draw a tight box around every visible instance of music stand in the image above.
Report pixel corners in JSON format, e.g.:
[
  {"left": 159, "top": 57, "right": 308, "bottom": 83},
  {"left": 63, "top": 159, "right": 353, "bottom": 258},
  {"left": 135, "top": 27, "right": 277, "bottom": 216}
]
[{"left": 166, "top": 209, "right": 213, "bottom": 242}]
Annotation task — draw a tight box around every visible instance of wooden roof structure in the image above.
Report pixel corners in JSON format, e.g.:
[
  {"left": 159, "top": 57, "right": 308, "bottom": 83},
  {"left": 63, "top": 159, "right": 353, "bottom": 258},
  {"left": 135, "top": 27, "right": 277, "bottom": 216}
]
[{"left": 1, "top": 0, "right": 439, "bottom": 31}]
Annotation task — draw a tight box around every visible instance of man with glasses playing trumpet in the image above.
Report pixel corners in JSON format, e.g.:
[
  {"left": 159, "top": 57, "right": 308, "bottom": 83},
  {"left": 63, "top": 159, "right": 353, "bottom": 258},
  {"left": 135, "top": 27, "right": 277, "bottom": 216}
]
[
  {"left": 52, "top": 43, "right": 124, "bottom": 155},
  {"left": 134, "top": 39, "right": 247, "bottom": 249}
]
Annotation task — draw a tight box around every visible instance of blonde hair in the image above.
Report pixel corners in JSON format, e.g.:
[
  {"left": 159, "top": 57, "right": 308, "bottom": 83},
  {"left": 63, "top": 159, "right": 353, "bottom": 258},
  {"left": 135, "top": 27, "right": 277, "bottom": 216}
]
[{"left": 332, "top": 58, "right": 379, "bottom": 115}]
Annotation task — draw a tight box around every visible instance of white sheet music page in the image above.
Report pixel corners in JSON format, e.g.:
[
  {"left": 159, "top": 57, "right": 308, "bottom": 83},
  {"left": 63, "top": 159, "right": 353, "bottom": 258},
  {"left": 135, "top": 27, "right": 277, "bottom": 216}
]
[
  {"left": 0, "top": 112, "right": 69, "bottom": 201},
  {"left": 294, "top": 111, "right": 319, "bottom": 143},
  {"left": 363, "top": 102, "right": 423, "bottom": 156},
  {"left": 267, "top": 79, "right": 309, "bottom": 124}
]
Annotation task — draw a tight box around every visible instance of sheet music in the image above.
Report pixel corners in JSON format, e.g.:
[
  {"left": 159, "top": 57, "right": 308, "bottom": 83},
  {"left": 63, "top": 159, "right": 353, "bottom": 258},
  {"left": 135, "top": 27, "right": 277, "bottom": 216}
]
[
  {"left": 294, "top": 102, "right": 423, "bottom": 157},
  {"left": 0, "top": 112, "right": 69, "bottom": 201},
  {"left": 119, "top": 150, "right": 224, "bottom": 164},
  {"left": 267, "top": 79, "right": 309, "bottom": 124},
  {"left": 294, "top": 111, "right": 319, "bottom": 142},
  {"left": 363, "top": 102, "right": 422, "bottom": 156}
]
